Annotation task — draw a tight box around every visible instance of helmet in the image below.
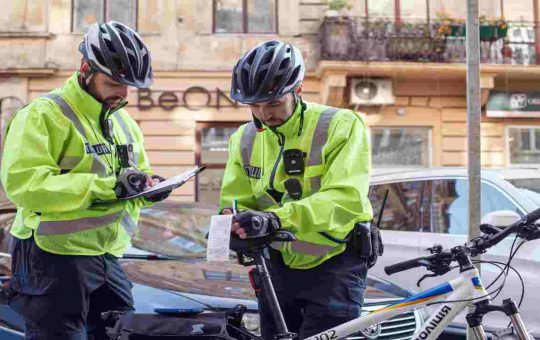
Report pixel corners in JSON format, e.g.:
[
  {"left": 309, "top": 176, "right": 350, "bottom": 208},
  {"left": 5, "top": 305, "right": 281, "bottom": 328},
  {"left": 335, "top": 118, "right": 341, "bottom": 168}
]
[
  {"left": 230, "top": 40, "right": 305, "bottom": 104},
  {"left": 79, "top": 21, "right": 153, "bottom": 88}
]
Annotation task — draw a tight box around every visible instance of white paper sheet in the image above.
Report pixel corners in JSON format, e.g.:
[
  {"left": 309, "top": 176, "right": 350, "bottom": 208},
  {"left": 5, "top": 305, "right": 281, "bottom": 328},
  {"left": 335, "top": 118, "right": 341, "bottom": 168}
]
[{"left": 206, "top": 215, "right": 233, "bottom": 262}]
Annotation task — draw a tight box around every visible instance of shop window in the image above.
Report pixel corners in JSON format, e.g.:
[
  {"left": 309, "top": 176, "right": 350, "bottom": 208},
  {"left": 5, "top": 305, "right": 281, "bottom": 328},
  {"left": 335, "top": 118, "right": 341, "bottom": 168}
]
[
  {"left": 508, "top": 127, "right": 540, "bottom": 165},
  {"left": 213, "top": 0, "right": 277, "bottom": 34},
  {"left": 370, "top": 127, "right": 431, "bottom": 168},
  {"left": 196, "top": 123, "right": 243, "bottom": 204},
  {"left": 72, "top": 0, "right": 137, "bottom": 33}
]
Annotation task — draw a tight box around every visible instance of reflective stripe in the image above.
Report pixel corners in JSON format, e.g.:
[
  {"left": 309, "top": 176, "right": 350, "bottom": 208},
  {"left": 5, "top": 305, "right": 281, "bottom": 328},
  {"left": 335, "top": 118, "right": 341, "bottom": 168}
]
[
  {"left": 113, "top": 111, "right": 139, "bottom": 166},
  {"left": 310, "top": 176, "right": 321, "bottom": 193},
  {"left": 45, "top": 94, "right": 87, "bottom": 138},
  {"left": 272, "top": 238, "right": 337, "bottom": 257},
  {"left": 240, "top": 123, "right": 257, "bottom": 167},
  {"left": 121, "top": 213, "right": 137, "bottom": 237},
  {"left": 38, "top": 211, "right": 122, "bottom": 235},
  {"left": 44, "top": 93, "right": 109, "bottom": 177},
  {"left": 59, "top": 156, "right": 82, "bottom": 170},
  {"left": 291, "top": 240, "right": 334, "bottom": 257},
  {"left": 307, "top": 108, "right": 339, "bottom": 166}
]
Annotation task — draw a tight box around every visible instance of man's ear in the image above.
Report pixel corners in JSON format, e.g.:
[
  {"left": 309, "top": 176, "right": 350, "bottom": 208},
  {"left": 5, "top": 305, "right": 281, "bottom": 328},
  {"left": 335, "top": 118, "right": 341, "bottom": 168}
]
[
  {"left": 295, "top": 83, "right": 303, "bottom": 96},
  {"left": 80, "top": 61, "right": 91, "bottom": 77}
]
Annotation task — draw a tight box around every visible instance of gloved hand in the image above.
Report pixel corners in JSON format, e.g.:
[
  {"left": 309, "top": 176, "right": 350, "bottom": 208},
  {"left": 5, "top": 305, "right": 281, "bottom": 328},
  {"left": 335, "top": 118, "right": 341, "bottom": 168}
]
[
  {"left": 146, "top": 175, "right": 172, "bottom": 202},
  {"left": 233, "top": 211, "right": 281, "bottom": 238},
  {"left": 368, "top": 225, "right": 384, "bottom": 268},
  {"left": 115, "top": 169, "right": 149, "bottom": 198}
]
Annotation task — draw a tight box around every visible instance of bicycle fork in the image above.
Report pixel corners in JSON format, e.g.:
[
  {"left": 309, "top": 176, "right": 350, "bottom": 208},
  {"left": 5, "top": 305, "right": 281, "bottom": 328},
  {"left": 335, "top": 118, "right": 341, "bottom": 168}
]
[{"left": 467, "top": 299, "right": 532, "bottom": 340}]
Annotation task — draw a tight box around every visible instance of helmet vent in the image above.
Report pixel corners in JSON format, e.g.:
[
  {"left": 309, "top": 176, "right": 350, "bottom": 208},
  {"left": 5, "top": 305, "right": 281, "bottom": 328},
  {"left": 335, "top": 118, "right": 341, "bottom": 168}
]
[
  {"left": 246, "top": 52, "right": 256, "bottom": 65},
  {"left": 261, "top": 51, "right": 274, "bottom": 66},
  {"left": 91, "top": 45, "right": 106, "bottom": 66},
  {"left": 255, "top": 70, "right": 268, "bottom": 89},
  {"left": 287, "top": 67, "right": 301, "bottom": 87},
  {"left": 278, "top": 57, "right": 290, "bottom": 70}
]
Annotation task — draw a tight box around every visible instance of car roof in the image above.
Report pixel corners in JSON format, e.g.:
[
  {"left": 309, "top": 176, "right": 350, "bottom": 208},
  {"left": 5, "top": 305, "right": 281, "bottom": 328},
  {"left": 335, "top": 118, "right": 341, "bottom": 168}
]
[{"left": 370, "top": 166, "right": 540, "bottom": 184}]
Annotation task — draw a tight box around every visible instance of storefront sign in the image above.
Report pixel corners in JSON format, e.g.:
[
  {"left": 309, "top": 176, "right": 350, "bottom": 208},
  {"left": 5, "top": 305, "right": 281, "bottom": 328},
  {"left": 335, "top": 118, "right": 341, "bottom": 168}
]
[
  {"left": 137, "top": 87, "right": 239, "bottom": 111},
  {"left": 487, "top": 91, "right": 540, "bottom": 118}
]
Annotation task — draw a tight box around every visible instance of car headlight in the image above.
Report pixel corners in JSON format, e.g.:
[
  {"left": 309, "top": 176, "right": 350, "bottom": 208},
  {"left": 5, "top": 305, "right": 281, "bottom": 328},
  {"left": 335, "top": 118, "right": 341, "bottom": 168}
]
[{"left": 243, "top": 312, "right": 261, "bottom": 335}]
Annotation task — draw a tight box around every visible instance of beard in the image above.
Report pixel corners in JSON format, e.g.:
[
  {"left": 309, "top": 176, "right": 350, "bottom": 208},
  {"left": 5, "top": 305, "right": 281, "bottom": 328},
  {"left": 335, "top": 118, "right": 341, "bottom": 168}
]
[{"left": 85, "top": 77, "right": 125, "bottom": 110}]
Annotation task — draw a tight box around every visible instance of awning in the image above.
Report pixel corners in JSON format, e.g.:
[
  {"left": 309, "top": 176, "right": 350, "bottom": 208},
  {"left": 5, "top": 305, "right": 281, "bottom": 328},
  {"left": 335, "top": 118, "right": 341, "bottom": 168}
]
[{"left": 487, "top": 91, "right": 540, "bottom": 118}]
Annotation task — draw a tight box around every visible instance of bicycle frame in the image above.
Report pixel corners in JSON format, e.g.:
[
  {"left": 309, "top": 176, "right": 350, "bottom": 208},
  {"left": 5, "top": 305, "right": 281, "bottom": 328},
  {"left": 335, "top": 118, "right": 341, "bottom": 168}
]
[{"left": 305, "top": 268, "right": 489, "bottom": 340}]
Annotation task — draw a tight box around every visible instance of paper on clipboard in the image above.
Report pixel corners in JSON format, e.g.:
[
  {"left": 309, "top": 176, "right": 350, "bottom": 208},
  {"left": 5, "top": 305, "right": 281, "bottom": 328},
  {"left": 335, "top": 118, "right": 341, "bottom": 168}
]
[{"left": 119, "top": 166, "right": 206, "bottom": 200}]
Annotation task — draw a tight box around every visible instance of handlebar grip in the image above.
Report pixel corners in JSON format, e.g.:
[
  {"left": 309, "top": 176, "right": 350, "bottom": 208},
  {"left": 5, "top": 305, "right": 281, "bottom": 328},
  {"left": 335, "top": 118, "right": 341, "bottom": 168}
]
[{"left": 384, "top": 257, "right": 426, "bottom": 275}]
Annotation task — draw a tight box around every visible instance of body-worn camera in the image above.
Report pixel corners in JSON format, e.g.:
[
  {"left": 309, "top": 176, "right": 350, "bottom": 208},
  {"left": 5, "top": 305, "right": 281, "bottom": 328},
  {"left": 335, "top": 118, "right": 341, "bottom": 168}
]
[{"left": 283, "top": 149, "right": 304, "bottom": 175}]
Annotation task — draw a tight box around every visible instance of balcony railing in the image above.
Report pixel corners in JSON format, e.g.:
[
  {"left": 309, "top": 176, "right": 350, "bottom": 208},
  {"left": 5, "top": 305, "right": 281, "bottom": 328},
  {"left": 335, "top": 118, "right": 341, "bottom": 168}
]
[{"left": 319, "top": 17, "right": 538, "bottom": 65}]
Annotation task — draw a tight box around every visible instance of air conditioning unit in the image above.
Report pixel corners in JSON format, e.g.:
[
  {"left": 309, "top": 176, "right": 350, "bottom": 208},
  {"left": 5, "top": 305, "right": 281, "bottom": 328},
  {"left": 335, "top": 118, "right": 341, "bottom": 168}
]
[{"left": 350, "top": 78, "right": 395, "bottom": 106}]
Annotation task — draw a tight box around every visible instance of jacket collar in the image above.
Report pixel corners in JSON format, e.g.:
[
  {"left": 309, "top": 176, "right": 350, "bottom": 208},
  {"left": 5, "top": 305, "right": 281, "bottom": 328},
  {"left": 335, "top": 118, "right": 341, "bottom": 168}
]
[
  {"left": 265, "top": 100, "right": 304, "bottom": 138},
  {"left": 61, "top": 71, "right": 105, "bottom": 121}
]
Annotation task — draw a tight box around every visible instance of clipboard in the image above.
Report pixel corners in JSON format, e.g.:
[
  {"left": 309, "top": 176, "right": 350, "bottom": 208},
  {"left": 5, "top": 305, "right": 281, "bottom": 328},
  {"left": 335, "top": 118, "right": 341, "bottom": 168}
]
[{"left": 119, "top": 165, "right": 206, "bottom": 200}]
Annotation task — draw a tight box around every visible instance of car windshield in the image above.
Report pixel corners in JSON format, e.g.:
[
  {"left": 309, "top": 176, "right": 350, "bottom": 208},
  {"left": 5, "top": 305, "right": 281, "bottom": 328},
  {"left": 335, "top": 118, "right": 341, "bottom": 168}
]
[
  {"left": 507, "top": 178, "right": 540, "bottom": 206},
  {"left": 127, "top": 201, "right": 217, "bottom": 258}
]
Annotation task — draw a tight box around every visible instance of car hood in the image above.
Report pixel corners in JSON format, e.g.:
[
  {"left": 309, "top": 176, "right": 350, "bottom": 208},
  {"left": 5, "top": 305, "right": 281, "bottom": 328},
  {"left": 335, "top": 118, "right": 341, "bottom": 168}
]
[{"left": 121, "top": 257, "right": 411, "bottom": 311}]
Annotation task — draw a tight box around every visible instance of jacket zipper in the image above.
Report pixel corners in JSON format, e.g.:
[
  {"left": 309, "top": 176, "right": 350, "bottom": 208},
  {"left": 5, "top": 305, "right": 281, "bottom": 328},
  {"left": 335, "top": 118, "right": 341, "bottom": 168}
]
[{"left": 268, "top": 129, "right": 285, "bottom": 206}]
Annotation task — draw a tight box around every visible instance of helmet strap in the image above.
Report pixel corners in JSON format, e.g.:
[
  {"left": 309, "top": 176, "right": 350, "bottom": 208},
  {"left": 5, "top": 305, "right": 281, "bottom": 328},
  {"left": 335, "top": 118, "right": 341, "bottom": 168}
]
[
  {"left": 252, "top": 114, "right": 265, "bottom": 132},
  {"left": 294, "top": 93, "right": 306, "bottom": 136}
]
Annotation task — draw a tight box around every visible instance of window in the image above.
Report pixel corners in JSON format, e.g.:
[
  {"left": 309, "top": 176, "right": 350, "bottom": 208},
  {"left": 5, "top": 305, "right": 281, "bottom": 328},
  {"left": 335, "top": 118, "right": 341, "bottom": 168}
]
[
  {"left": 429, "top": 179, "right": 521, "bottom": 235},
  {"left": 72, "top": 0, "right": 137, "bottom": 33},
  {"left": 214, "top": 0, "right": 277, "bottom": 34},
  {"left": 196, "top": 123, "right": 242, "bottom": 204},
  {"left": 368, "top": 181, "right": 426, "bottom": 232},
  {"left": 371, "top": 127, "right": 431, "bottom": 168},
  {"left": 508, "top": 127, "right": 540, "bottom": 165}
]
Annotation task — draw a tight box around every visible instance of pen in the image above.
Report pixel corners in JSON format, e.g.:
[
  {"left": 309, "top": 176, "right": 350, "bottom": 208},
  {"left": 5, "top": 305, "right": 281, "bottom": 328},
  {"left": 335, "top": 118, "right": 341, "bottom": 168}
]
[{"left": 232, "top": 199, "right": 238, "bottom": 215}]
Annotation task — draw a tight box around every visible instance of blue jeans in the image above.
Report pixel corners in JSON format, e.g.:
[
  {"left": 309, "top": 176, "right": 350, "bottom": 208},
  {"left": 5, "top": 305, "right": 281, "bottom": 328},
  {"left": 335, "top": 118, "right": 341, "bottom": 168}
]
[
  {"left": 259, "top": 246, "right": 368, "bottom": 339},
  {"left": 8, "top": 236, "right": 134, "bottom": 340}
]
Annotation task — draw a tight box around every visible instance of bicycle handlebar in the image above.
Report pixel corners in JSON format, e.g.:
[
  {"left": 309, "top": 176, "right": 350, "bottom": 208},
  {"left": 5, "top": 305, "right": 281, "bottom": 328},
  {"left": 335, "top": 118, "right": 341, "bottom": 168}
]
[
  {"left": 384, "top": 207, "right": 540, "bottom": 276},
  {"left": 384, "top": 255, "right": 437, "bottom": 275}
]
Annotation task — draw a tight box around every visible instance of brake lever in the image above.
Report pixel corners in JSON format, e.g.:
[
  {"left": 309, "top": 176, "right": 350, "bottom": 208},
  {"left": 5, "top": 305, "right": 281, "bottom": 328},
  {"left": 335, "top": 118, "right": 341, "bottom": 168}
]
[
  {"left": 417, "top": 273, "right": 438, "bottom": 287},
  {"left": 518, "top": 224, "right": 540, "bottom": 241}
]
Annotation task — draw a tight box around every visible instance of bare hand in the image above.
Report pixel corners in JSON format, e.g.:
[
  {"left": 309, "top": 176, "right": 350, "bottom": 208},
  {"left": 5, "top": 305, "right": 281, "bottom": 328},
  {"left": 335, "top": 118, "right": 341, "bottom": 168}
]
[
  {"left": 146, "top": 174, "right": 156, "bottom": 188},
  {"left": 221, "top": 208, "right": 247, "bottom": 239}
]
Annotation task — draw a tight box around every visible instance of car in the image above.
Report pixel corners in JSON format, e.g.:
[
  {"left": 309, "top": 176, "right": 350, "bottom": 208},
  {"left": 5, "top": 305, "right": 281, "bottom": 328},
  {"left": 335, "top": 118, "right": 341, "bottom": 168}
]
[
  {"left": 368, "top": 167, "right": 540, "bottom": 339},
  {"left": 0, "top": 200, "right": 424, "bottom": 339}
]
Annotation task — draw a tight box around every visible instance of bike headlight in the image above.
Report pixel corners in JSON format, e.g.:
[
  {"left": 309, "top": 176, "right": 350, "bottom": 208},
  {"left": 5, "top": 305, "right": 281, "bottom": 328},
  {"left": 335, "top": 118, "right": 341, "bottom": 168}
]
[{"left": 243, "top": 312, "right": 261, "bottom": 335}]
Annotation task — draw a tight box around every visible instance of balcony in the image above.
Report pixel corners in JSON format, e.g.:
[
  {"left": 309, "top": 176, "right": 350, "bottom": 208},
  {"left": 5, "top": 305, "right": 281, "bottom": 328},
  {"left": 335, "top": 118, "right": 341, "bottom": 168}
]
[{"left": 319, "top": 17, "right": 538, "bottom": 65}]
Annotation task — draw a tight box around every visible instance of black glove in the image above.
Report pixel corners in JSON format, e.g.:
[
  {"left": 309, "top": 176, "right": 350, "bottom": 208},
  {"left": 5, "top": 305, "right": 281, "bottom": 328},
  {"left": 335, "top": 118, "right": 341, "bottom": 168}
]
[
  {"left": 368, "top": 225, "right": 384, "bottom": 269},
  {"left": 115, "top": 169, "right": 148, "bottom": 198},
  {"left": 234, "top": 211, "right": 281, "bottom": 238},
  {"left": 145, "top": 175, "right": 172, "bottom": 202}
]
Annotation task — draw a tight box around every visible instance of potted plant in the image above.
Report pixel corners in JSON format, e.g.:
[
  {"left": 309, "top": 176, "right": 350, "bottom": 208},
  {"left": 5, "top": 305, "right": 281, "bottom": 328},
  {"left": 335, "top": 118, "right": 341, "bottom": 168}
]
[
  {"left": 479, "top": 16, "right": 508, "bottom": 41},
  {"left": 325, "top": 0, "right": 349, "bottom": 17},
  {"left": 434, "top": 11, "right": 464, "bottom": 38}
]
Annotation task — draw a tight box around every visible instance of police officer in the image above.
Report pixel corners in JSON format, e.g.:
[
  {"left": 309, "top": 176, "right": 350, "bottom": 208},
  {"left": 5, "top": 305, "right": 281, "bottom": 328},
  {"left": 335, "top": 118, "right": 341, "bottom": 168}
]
[
  {"left": 220, "top": 40, "right": 375, "bottom": 339},
  {"left": 1, "top": 21, "right": 170, "bottom": 339}
]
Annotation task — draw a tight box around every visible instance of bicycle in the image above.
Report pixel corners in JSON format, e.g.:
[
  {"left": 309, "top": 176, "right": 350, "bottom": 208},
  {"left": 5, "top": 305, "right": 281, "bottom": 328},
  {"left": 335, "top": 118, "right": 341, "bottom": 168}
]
[{"left": 226, "top": 207, "right": 540, "bottom": 340}]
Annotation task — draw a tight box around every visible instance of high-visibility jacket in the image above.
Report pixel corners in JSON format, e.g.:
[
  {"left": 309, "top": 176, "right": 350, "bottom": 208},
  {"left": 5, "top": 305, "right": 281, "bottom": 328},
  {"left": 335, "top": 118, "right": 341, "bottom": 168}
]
[
  {"left": 220, "top": 101, "right": 373, "bottom": 269},
  {"left": 1, "top": 71, "right": 153, "bottom": 257}
]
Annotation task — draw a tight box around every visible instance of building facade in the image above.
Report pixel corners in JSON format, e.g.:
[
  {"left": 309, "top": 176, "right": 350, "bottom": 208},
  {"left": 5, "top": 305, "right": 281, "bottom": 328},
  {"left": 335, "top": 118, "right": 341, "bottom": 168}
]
[{"left": 1, "top": 0, "right": 540, "bottom": 204}]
